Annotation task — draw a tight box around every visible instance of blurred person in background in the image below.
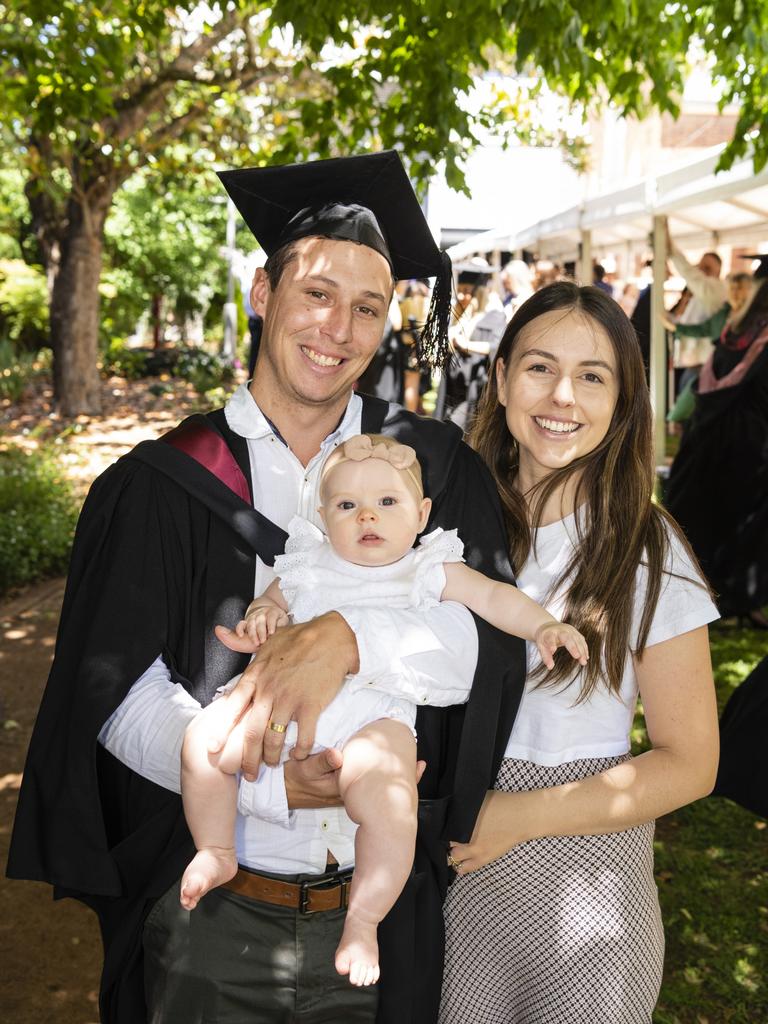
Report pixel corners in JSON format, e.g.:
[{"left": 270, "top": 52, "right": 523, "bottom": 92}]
[
  {"left": 592, "top": 263, "right": 613, "bottom": 296},
  {"left": 399, "top": 278, "right": 432, "bottom": 412},
  {"left": 532, "top": 259, "right": 562, "bottom": 291},
  {"left": 500, "top": 259, "right": 534, "bottom": 319},
  {"left": 666, "top": 256, "right": 768, "bottom": 628},
  {"left": 355, "top": 291, "right": 405, "bottom": 404},
  {"left": 664, "top": 271, "right": 753, "bottom": 429},
  {"left": 435, "top": 258, "right": 506, "bottom": 431},
  {"left": 617, "top": 281, "right": 640, "bottom": 318},
  {"left": 665, "top": 220, "right": 727, "bottom": 398}
]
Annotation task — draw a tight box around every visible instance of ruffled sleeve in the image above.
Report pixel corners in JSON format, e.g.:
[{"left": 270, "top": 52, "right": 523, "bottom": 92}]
[
  {"left": 272, "top": 515, "right": 328, "bottom": 611},
  {"left": 409, "top": 527, "right": 465, "bottom": 608}
]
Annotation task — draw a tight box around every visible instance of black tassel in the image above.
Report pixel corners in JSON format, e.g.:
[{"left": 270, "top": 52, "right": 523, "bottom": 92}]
[{"left": 416, "top": 249, "right": 454, "bottom": 370}]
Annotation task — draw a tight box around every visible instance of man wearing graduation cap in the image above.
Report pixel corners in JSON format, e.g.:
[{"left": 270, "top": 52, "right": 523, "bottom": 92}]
[{"left": 8, "top": 151, "right": 525, "bottom": 1023}]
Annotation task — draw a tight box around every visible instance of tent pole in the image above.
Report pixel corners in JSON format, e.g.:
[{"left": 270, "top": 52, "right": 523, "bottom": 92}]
[
  {"left": 650, "top": 215, "right": 668, "bottom": 471},
  {"left": 579, "top": 229, "right": 592, "bottom": 286}
]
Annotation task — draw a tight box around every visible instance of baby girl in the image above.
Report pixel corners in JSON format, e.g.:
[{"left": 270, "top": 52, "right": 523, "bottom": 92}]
[{"left": 179, "top": 433, "right": 588, "bottom": 987}]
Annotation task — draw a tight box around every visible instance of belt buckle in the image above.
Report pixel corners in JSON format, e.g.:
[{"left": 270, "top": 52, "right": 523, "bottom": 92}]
[{"left": 298, "top": 870, "right": 352, "bottom": 915}]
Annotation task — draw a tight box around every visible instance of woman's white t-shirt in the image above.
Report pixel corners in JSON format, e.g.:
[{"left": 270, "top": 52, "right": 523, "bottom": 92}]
[{"left": 504, "top": 513, "right": 720, "bottom": 766}]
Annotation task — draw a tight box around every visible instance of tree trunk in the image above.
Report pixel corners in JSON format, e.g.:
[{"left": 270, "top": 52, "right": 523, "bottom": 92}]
[
  {"left": 49, "top": 192, "right": 112, "bottom": 416},
  {"left": 151, "top": 294, "right": 163, "bottom": 348}
]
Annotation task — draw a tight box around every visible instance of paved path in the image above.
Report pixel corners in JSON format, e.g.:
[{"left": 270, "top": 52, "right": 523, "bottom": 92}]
[{"left": 1, "top": 578, "right": 101, "bottom": 1024}]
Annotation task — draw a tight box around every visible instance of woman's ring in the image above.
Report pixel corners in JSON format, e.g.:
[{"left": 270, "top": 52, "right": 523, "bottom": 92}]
[
  {"left": 267, "top": 721, "right": 288, "bottom": 734},
  {"left": 447, "top": 854, "right": 462, "bottom": 870}
]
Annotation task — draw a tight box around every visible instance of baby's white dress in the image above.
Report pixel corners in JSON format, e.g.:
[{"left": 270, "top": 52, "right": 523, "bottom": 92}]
[{"left": 270, "top": 515, "right": 464, "bottom": 753}]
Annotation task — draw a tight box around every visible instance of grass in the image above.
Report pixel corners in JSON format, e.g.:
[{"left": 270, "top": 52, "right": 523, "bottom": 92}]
[{"left": 637, "top": 621, "right": 768, "bottom": 1023}]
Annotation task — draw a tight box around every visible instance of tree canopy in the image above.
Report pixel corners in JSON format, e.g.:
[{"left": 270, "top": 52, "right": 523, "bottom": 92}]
[{"left": 1, "top": 1, "right": 767, "bottom": 412}]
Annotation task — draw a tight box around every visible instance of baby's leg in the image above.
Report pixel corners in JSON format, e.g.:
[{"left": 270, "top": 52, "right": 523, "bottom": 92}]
[
  {"left": 179, "top": 709, "right": 246, "bottom": 910},
  {"left": 335, "top": 718, "right": 417, "bottom": 987}
]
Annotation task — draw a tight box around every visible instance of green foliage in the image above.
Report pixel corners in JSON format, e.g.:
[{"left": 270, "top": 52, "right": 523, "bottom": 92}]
[
  {"left": 101, "top": 338, "right": 234, "bottom": 395},
  {"left": 101, "top": 338, "right": 152, "bottom": 380},
  {"left": 176, "top": 348, "right": 235, "bottom": 396},
  {"left": 654, "top": 797, "right": 767, "bottom": 1023},
  {"left": 0, "top": 337, "right": 37, "bottom": 400},
  {"left": 685, "top": 3, "right": 768, "bottom": 174},
  {"left": 102, "top": 167, "right": 229, "bottom": 342},
  {"left": 0, "top": 445, "right": 79, "bottom": 595},
  {"left": 2, "top": 0, "right": 757, "bottom": 212},
  {"left": 632, "top": 624, "right": 767, "bottom": 1022},
  {"left": 0, "top": 163, "right": 28, "bottom": 260},
  {"left": 0, "top": 259, "right": 48, "bottom": 351}
]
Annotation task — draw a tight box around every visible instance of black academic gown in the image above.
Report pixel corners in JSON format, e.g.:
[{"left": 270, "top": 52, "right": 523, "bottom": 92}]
[
  {"left": 7, "top": 394, "right": 524, "bottom": 1024},
  {"left": 356, "top": 320, "right": 406, "bottom": 404},
  {"left": 712, "top": 654, "right": 768, "bottom": 819},
  {"left": 665, "top": 342, "right": 768, "bottom": 615}
]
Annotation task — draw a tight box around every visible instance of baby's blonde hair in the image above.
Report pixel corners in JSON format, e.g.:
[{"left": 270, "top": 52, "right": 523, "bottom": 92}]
[{"left": 320, "top": 433, "right": 424, "bottom": 500}]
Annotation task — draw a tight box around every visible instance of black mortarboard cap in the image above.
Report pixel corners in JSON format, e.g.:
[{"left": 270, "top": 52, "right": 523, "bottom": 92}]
[
  {"left": 218, "top": 151, "right": 453, "bottom": 367},
  {"left": 454, "top": 257, "right": 492, "bottom": 287},
  {"left": 740, "top": 253, "right": 768, "bottom": 280}
]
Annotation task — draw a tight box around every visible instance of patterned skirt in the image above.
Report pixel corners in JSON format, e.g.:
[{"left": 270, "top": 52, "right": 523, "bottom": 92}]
[{"left": 439, "top": 756, "right": 664, "bottom": 1024}]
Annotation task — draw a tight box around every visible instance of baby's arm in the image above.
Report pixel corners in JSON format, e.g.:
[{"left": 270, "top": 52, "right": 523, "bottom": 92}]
[
  {"left": 235, "top": 578, "right": 290, "bottom": 648},
  {"left": 442, "top": 562, "right": 588, "bottom": 669}
]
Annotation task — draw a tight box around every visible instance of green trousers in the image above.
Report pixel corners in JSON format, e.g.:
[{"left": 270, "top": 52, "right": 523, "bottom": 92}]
[{"left": 143, "top": 876, "right": 379, "bottom": 1023}]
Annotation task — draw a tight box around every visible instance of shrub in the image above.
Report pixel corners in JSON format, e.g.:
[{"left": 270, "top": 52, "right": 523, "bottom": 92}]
[
  {"left": 176, "top": 348, "right": 235, "bottom": 395},
  {"left": 0, "top": 337, "right": 38, "bottom": 401},
  {"left": 101, "top": 338, "right": 152, "bottom": 379},
  {"left": 0, "top": 446, "right": 80, "bottom": 595},
  {"left": 0, "top": 259, "right": 49, "bottom": 351}
]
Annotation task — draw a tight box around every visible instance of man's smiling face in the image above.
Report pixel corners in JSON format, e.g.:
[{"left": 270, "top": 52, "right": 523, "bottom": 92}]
[{"left": 250, "top": 235, "right": 393, "bottom": 415}]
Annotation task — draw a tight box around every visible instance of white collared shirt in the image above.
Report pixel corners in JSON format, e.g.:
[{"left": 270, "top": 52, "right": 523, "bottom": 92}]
[{"left": 99, "top": 384, "right": 478, "bottom": 874}]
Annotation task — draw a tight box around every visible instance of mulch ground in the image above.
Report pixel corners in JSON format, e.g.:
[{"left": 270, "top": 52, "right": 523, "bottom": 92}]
[{"left": 1, "top": 371, "right": 213, "bottom": 498}]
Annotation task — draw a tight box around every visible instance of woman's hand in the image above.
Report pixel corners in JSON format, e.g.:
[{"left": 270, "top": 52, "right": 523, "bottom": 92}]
[{"left": 448, "top": 790, "right": 534, "bottom": 874}]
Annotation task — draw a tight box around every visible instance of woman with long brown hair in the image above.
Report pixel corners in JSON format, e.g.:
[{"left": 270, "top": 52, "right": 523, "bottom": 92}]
[{"left": 438, "top": 282, "right": 720, "bottom": 1023}]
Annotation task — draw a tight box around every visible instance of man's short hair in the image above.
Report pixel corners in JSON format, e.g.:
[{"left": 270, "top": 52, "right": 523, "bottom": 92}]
[{"left": 263, "top": 241, "right": 300, "bottom": 290}]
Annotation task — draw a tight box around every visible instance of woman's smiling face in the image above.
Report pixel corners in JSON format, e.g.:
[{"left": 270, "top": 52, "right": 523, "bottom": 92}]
[{"left": 495, "top": 308, "right": 620, "bottom": 489}]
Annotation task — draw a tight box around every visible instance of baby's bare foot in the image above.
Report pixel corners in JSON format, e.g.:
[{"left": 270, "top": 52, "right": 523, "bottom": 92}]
[
  {"left": 335, "top": 912, "right": 380, "bottom": 987},
  {"left": 179, "top": 847, "right": 237, "bottom": 910}
]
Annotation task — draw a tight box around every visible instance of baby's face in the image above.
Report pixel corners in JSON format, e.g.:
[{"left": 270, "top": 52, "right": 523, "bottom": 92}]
[{"left": 319, "top": 458, "right": 431, "bottom": 567}]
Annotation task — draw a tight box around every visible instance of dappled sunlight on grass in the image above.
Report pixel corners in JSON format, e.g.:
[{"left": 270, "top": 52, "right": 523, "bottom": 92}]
[{"left": 639, "top": 623, "right": 767, "bottom": 1022}]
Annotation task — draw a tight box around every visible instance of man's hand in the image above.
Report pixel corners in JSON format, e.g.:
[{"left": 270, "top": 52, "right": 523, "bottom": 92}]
[
  {"left": 212, "top": 611, "right": 359, "bottom": 778},
  {"left": 284, "top": 748, "right": 344, "bottom": 809},
  {"left": 284, "top": 749, "right": 428, "bottom": 810}
]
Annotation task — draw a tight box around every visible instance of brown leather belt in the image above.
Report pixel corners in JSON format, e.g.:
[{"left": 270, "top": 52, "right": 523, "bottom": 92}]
[{"left": 223, "top": 867, "right": 352, "bottom": 914}]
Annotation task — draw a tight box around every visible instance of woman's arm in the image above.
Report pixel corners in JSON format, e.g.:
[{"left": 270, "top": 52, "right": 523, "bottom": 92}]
[
  {"left": 449, "top": 625, "right": 719, "bottom": 872},
  {"left": 673, "top": 304, "right": 729, "bottom": 338}
]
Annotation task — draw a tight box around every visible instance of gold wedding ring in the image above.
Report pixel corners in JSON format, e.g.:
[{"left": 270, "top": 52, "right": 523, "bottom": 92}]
[{"left": 267, "top": 720, "right": 288, "bottom": 734}]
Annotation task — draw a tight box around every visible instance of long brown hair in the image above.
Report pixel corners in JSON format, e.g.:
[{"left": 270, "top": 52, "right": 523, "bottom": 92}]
[{"left": 471, "top": 281, "right": 704, "bottom": 700}]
